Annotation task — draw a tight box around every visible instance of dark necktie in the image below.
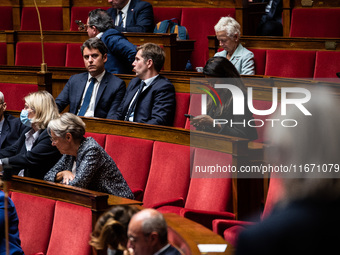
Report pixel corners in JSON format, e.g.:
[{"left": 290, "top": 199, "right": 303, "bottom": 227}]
[
  {"left": 78, "top": 77, "right": 96, "bottom": 116},
  {"left": 118, "top": 11, "right": 124, "bottom": 27},
  {"left": 125, "top": 81, "right": 146, "bottom": 121}
]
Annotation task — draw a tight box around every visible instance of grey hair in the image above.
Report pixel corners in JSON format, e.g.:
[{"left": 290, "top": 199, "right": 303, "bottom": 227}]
[
  {"left": 214, "top": 16, "right": 241, "bottom": 39},
  {"left": 0, "top": 91, "right": 4, "bottom": 103},
  {"left": 88, "top": 9, "right": 114, "bottom": 32},
  {"left": 141, "top": 211, "right": 168, "bottom": 245},
  {"left": 48, "top": 112, "right": 85, "bottom": 142}
]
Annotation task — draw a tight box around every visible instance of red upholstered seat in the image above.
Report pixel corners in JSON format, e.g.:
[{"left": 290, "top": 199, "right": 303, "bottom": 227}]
[
  {"left": 20, "top": 7, "right": 63, "bottom": 30},
  {"left": 290, "top": 8, "right": 340, "bottom": 38},
  {"left": 70, "top": 6, "right": 110, "bottom": 31},
  {"left": 143, "top": 141, "right": 191, "bottom": 208},
  {"left": 265, "top": 49, "right": 316, "bottom": 78},
  {"left": 0, "top": 6, "right": 13, "bottom": 30},
  {"left": 249, "top": 48, "right": 267, "bottom": 75},
  {"left": 314, "top": 51, "right": 340, "bottom": 81},
  {"left": 0, "top": 83, "right": 38, "bottom": 110},
  {"left": 173, "top": 92, "right": 190, "bottom": 128},
  {"left": 153, "top": 7, "right": 182, "bottom": 24},
  {"left": 184, "top": 93, "right": 202, "bottom": 130},
  {"left": 11, "top": 192, "right": 56, "bottom": 255},
  {"left": 181, "top": 8, "right": 235, "bottom": 68},
  {"left": 15, "top": 42, "right": 67, "bottom": 67},
  {"left": 46, "top": 201, "right": 92, "bottom": 255},
  {"left": 65, "top": 43, "right": 84, "bottom": 68},
  {"left": 84, "top": 132, "right": 106, "bottom": 148},
  {"left": 0, "top": 43, "right": 7, "bottom": 65},
  {"left": 105, "top": 134, "right": 154, "bottom": 201}
]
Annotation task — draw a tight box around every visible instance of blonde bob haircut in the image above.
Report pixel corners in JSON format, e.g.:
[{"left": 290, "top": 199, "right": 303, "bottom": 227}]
[
  {"left": 24, "top": 91, "right": 59, "bottom": 130},
  {"left": 48, "top": 112, "right": 85, "bottom": 142}
]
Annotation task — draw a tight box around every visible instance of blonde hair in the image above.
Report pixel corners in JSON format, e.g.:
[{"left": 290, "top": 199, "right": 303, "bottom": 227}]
[
  {"left": 214, "top": 16, "right": 241, "bottom": 39},
  {"left": 24, "top": 91, "right": 60, "bottom": 130}
]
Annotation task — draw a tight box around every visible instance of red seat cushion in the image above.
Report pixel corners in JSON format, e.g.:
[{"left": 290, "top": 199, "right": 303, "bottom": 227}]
[
  {"left": 181, "top": 8, "right": 235, "bottom": 68},
  {"left": 15, "top": 42, "right": 67, "bottom": 67},
  {"left": 265, "top": 49, "right": 316, "bottom": 78},
  {"left": 11, "top": 192, "right": 56, "bottom": 255},
  {"left": 70, "top": 7, "right": 110, "bottom": 31},
  {"left": 84, "top": 132, "right": 106, "bottom": 148},
  {"left": 21, "top": 7, "right": 63, "bottom": 30},
  {"left": 0, "top": 43, "right": 7, "bottom": 65},
  {"left": 153, "top": 7, "right": 182, "bottom": 24},
  {"left": 314, "top": 51, "right": 340, "bottom": 81},
  {"left": 0, "top": 83, "right": 38, "bottom": 110},
  {"left": 47, "top": 201, "right": 92, "bottom": 255},
  {"left": 249, "top": 48, "right": 266, "bottom": 75},
  {"left": 290, "top": 8, "right": 340, "bottom": 38},
  {"left": 173, "top": 92, "right": 190, "bottom": 128},
  {"left": 65, "top": 43, "right": 84, "bottom": 68},
  {"left": 0, "top": 6, "right": 13, "bottom": 30}
]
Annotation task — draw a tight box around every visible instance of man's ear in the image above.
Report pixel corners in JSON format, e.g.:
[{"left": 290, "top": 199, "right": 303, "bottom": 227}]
[
  {"left": 2, "top": 102, "right": 7, "bottom": 111},
  {"left": 103, "top": 53, "right": 108, "bottom": 63},
  {"left": 146, "top": 59, "right": 153, "bottom": 69},
  {"left": 149, "top": 231, "right": 159, "bottom": 246}
]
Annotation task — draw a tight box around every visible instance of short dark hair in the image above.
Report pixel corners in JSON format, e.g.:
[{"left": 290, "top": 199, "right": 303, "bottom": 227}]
[
  {"left": 137, "top": 43, "right": 165, "bottom": 73},
  {"left": 81, "top": 38, "right": 108, "bottom": 57},
  {"left": 203, "top": 57, "right": 240, "bottom": 78},
  {"left": 88, "top": 9, "right": 114, "bottom": 32}
]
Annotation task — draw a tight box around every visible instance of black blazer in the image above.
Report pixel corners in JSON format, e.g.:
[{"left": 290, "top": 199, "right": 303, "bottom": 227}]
[
  {"left": 0, "top": 113, "right": 26, "bottom": 149},
  {"left": 56, "top": 71, "right": 126, "bottom": 119},
  {"left": 107, "top": 0, "right": 154, "bottom": 33},
  {"left": 0, "top": 129, "right": 62, "bottom": 179},
  {"left": 113, "top": 75, "right": 176, "bottom": 126}
]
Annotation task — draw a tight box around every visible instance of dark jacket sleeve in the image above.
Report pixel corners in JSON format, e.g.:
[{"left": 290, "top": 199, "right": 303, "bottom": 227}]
[{"left": 106, "top": 78, "right": 126, "bottom": 119}]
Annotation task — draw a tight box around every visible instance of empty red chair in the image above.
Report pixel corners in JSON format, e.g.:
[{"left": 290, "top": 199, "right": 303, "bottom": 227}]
[
  {"left": 249, "top": 49, "right": 267, "bottom": 75},
  {"left": 290, "top": 8, "right": 340, "bottom": 38},
  {"left": 265, "top": 49, "right": 316, "bottom": 78},
  {"left": 105, "top": 134, "right": 154, "bottom": 201},
  {"left": 0, "top": 83, "right": 38, "bottom": 110},
  {"left": 0, "top": 6, "right": 13, "bottom": 30},
  {"left": 84, "top": 132, "right": 106, "bottom": 148},
  {"left": 21, "top": 7, "right": 63, "bottom": 30},
  {"left": 153, "top": 7, "right": 182, "bottom": 24},
  {"left": 143, "top": 141, "right": 191, "bottom": 208},
  {"left": 15, "top": 42, "right": 67, "bottom": 67},
  {"left": 70, "top": 6, "right": 110, "bottom": 31},
  {"left": 11, "top": 192, "right": 56, "bottom": 255},
  {"left": 181, "top": 8, "right": 235, "bottom": 68},
  {"left": 0, "top": 43, "right": 7, "bottom": 65},
  {"left": 173, "top": 92, "right": 190, "bottom": 128},
  {"left": 46, "top": 201, "right": 92, "bottom": 255},
  {"left": 314, "top": 51, "right": 340, "bottom": 81},
  {"left": 66, "top": 43, "right": 84, "bottom": 68}
]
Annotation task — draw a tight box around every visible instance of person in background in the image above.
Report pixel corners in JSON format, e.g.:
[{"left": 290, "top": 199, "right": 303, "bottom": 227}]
[
  {"left": 236, "top": 86, "right": 340, "bottom": 255},
  {"left": 44, "top": 113, "right": 134, "bottom": 199},
  {"left": 87, "top": 9, "right": 137, "bottom": 74},
  {"left": 0, "top": 179, "right": 24, "bottom": 255},
  {"left": 0, "top": 91, "right": 61, "bottom": 179},
  {"left": 107, "top": 0, "right": 154, "bottom": 33},
  {"left": 113, "top": 43, "right": 176, "bottom": 126},
  {"left": 214, "top": 16, "right": 255, "bottom": 75},
  {"left": 127, "top": 208, "right": 181, "bottom": 255},
  {"left": 0, "top": 91, "right": 26, "bottom": 150},
  {"left": 190, "top": 57, "right": 258, "bottom": 140},
  {"left": 256, "top": 0, "right": 283, "bottom": 36},
  {"left": 56, "top": 38, "right": 126, "bottom": 119},
  {"left": 90, "top": 205, "right": 140, "bottom": 255}
]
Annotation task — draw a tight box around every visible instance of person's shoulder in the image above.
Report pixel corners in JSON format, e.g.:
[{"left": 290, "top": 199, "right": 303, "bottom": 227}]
[
  {"left": 214, "top": 50, "right": 227, "bottom": 58},
  {"left": 239, "top": 44, "right": 254, "bottom": 56},
  {"left": 133, "top": 0, "right": 152, "bottom": 8},
  {"left": 104, "top": 71, "right": 124, "bottom": 83},
  {"left": 154, "top": 75, "right": 174, "bottom": 87},
  {"left": 103, "top": 28, "right": 123, "bottom": 37},
  {"left": 69, "top": 72, "right": 88, "bottom": 81},
  {"left": 161, "top": 245, "right": 181, "bottom": 255}
]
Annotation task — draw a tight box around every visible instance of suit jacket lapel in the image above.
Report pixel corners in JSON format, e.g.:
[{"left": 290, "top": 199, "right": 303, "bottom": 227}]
[
  {"left": 75, "top": 74, "right": 89, "bottom": 110},
  {"left": 0, "top": 120, "right": 9, "bottom": 147},
  {"left": 126, "top": 0, "right": 136, "bottom": 27},
  {"left": 95, "top": 73, "right": 108, "bottom": 109}
]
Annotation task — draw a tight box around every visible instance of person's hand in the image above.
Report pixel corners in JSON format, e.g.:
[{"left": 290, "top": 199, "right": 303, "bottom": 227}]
[
  {"left": 56, "top": 171, "right": 75, "bottom": 185},
  {"left": 190, "top": 115, "right": 221, "bottom": 131},
  {"left": 124, "top": 248, "right": 134, "bottom": 255}
]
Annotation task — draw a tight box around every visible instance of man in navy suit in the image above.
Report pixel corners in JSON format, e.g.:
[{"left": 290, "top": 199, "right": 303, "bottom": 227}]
[
  {"left": 127, "top": 209, "right": 181, "bottom": 255},
  {"left": 113, "top": 43, "right": 176, "bottom": 126},
  {"left": 0, "top": 92, "right": 26, "bottom": 149},
  {"left": 56, "top": 38, "right": 126, "bottom": 119},
  {"left": 107, "top": 0, "right": 154, "bottom": 33}
]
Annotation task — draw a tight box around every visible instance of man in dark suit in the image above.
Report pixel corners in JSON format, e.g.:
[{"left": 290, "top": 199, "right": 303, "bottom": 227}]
[
  {"left": 113, "top": 43, "right": 176, "bottom": 126},
  {"left": 0, "top": 92, "right": 26, "bottom": 150},
  {"left": 127, "top": 209, "right": 181, "bottom": 255},
  {"left": 107, "top": 0, "right": 154, "bottom": 33},
  {"left": 56, "top": 38, "right": 126, "bottom": 119}
]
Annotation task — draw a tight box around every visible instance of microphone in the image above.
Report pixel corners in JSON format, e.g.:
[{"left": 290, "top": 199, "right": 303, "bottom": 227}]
[{"left": 33, "top": 0, "right": 47, "bottom": 73}]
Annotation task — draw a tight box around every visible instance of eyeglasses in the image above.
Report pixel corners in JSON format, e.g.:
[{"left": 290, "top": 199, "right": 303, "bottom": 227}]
[{"left": 50, "top": 136, "right": 60, "bottom": 142}]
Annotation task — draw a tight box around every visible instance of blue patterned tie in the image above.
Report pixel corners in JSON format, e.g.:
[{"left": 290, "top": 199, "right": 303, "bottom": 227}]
[
  {"left": 125, "top": 81, "right": 146, "bottom": 121},
  {"left": 78, "top": 77, "right": 96, "bottom": 116},
  {"left": 118, "top": 11, "right": 124, "bottom": 27}
]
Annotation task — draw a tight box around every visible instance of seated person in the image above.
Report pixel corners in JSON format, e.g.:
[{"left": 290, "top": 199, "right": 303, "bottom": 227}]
[
  {"left": 0, "top": 91, "right": 62, "bottom": 179},
  {"left": 107, "top": 0, "right": 154, "bottom": 33},
  {"left": 56, "top": 38, "right": 126, "bottom": 119},
  {"left": 257, "top": 0, "right": 283, "bottom": 36},
  {"left": 214, "top": 17, "right": 255, "bottom": 75},
  {"left": 0, "top": 91, "right": 26, "bottom": 150},
  {"left": 87, "top": 9, "right": 137, "bottom": 74},
  {"left": 127, "top": 208, "right": 181, "bottom": 255},
  {"left": 0, "top": 180, "right": 24, "bottom": 255},
  {"left": 190, "top": 57, "right": 258, "bottom": 140},
  {"left": 113, "top": 43, "right": 176, "bottom": 126},
  {"left": 44, "top": 113, "right": 134, "bottom": 199},
  {"left": 90, "top": 205, "right": 140, "bottom": 255}
]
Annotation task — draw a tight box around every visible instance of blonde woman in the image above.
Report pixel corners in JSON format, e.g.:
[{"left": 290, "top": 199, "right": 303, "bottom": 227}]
[{"left": 0, "top": 91, "right": 61, "bottom": 179}]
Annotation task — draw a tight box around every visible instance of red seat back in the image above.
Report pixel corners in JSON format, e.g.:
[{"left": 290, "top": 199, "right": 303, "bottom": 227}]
[
  {"left": 0, "top": 43, "right": 7, "bottom": 65},
  {"left": 21, "top": 7, "right": 63, "bottom": 30},
  {"left": 173, "top": 92, "right": 190, "bottom": 128},
  {"left": 0, "top": 6, "right": 13, "bottom": 30},
  {"left": 265, "top": 49, "right": 316, "bottom": 78},
  {"left": 66, "top": 43, "right": 84, "bottom": 68},
  {"left": 314, "top": 51, "right": 340, "bottom": 81},
  {"left": 0, "top": 83, "right": 38, "bottom": 110},
  {"left": 185, "top": 93, "right": 202, "bottom": 130},
  {"left": 84, "top": 132, "right": 106, "bottom": 148},
  {"left": 11, "top": 192, "right": 56, "bottom": 255},
  {"left": 46, "top": 201, "right": 92, "bottom": 255},
  {"left": 15, "top": 42, "right": 67, "bottom": 67},
  {"left": 153, "top": 7, "right": 182, "bottom": 24},
  {"left": 249, "top": 48, "right": 267, "bottom": 75}
]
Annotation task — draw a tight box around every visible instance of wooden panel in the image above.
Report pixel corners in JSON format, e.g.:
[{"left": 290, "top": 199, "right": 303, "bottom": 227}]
[
  {"left": 294, "top": 0, "right": 340, "bottom": 8},
  {"left": 145, "top": 0, "right": 243, "bottom": 8}
]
